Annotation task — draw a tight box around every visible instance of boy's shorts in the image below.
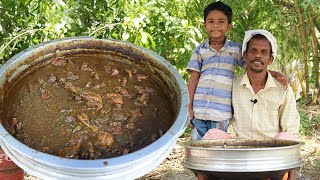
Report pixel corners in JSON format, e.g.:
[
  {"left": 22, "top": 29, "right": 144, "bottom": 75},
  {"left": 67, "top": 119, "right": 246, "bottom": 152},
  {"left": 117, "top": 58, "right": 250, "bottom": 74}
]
[{"left": 191, "top": 118, "right": 230, "bottom": 140}]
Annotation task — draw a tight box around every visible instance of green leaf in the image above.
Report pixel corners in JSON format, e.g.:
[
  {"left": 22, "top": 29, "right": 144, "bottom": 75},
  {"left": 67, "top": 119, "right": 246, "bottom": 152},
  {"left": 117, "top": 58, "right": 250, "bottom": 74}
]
[
  {"left": 189, "top": 37, "right": 199, "bottom": 47},
  {"left": 169, "top": 36, "right": 179, "bottom": 46}
]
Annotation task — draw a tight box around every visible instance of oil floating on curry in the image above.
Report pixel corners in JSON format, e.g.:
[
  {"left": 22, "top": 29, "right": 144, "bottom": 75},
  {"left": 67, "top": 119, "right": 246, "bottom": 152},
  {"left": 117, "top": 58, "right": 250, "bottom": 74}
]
[{"left": 1, "top": 56, "right": 176, "bottom": 160}]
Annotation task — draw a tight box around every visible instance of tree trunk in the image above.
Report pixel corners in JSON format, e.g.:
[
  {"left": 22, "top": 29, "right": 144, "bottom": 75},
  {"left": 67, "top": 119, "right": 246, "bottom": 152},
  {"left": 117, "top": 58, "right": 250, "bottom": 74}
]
[
  {"left": 312, "top": 89, "right": 318, "bottom": 104},
  {"left": 308, "top": 4, "right": 320, "bottom": 33},
  {"left": 308, "top": 12, "right": 319, "bottom": 90},
  {"left": 315, "top": 22, "right": 320, "bottom": 34},
  {"left": 294, "top": 0, "right": 309, "bottom": 94},
  {"left": 297, "top": 69, "right": 307, "bottom": 99}
]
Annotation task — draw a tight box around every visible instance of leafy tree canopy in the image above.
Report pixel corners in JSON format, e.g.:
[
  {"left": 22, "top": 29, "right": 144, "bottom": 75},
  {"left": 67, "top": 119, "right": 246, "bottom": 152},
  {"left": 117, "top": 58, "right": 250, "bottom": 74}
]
[{"left": 0, "top": 0, "right": 319, "bottom": 82}]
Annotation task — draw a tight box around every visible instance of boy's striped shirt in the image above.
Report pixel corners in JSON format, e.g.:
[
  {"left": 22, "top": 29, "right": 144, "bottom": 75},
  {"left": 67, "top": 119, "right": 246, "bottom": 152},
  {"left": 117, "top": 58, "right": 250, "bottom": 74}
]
[{"left": 187, "top": 38, "right": 243, "bottom": 121}]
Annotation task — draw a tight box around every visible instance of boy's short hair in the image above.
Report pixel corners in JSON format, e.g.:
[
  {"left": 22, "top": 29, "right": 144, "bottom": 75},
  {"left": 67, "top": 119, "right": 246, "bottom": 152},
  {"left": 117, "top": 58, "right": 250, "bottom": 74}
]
[{"left": 204, "top": 1, "right": 232, "bottom": 24}]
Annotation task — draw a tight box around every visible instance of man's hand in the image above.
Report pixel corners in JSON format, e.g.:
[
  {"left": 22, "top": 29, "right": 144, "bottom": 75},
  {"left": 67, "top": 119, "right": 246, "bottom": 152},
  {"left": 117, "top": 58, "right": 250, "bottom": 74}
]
[
  {"left": 274, "top": 132, "right": 298, "bottom": 180},
  {"left": 274, "top": 132, "right": 296, "bottom": 141},
  {"left": 201, "top": 128, "right": 233, "bottom": 140}
]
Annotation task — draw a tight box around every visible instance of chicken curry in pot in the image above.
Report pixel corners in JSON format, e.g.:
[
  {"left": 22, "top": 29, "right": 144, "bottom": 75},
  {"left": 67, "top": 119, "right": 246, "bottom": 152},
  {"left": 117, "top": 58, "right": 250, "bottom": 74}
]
[{"left": 0, "top": 55, "right": 176, "bottom": 159}]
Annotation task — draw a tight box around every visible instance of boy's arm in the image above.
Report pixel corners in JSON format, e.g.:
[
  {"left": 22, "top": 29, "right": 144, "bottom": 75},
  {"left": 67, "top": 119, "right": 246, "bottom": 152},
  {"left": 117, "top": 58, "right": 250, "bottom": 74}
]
[
  {"left": 188, "top": 70, "right": 200, "bottom": 124},
  {"left": 238, "top": 57, "right": 247, "bottom": 68},
  {"left": 269, "top": 70, "right": 288, "bottom": 89}
]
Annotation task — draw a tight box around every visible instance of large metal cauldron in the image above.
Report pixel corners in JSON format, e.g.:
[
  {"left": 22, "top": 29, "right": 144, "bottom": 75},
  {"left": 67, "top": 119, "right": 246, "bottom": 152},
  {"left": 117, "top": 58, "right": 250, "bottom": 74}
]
[
  {"left": 181, "top": 139, "right": 303, "bottom": 179},
  {"left": 0, "top": 37, "right": 189, "bottom": 179}
]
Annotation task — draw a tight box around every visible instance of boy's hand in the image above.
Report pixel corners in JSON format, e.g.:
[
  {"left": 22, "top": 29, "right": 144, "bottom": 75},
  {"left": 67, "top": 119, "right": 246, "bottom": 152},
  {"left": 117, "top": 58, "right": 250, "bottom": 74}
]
[
  {"left": 201, "top": 129, "right": 233, "bottom": 140},
  {"left": 277, "top": 74, "right": 288, "bottom": 89},
  {"left": 188, "top": 107, "right": 194, "bottom": 127},
  {"left": 270, "top": 70, "right": 288, "bottom": 89}
]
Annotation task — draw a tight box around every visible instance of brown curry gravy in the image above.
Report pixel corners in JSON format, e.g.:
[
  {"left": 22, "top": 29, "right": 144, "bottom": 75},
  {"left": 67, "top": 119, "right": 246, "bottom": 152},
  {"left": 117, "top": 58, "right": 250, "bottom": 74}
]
[{"left": 0, "top": 56, "right": 176, "bottom": 159}]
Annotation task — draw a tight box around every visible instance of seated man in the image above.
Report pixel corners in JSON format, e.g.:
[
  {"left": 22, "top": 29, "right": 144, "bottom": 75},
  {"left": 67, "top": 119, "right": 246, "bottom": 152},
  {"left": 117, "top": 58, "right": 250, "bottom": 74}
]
[{"left": 203, "top": 29, "right": 300, "bottom": 180}]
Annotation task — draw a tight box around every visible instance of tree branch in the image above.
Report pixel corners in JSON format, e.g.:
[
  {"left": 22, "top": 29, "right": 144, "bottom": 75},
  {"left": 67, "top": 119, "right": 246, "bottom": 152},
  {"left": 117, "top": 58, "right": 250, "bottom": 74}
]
[
  {"left": 294, "top": 0, "right": 310, "bottom": 94},
  {"left": 272, "top": 0, "right": 294, "bottom": 9}
]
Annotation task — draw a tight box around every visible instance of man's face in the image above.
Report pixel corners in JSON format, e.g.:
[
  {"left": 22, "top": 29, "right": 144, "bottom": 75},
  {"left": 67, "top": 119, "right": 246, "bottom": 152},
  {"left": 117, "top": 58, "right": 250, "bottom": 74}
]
[
  {"left": 244, "top": 38, "right": 273, "bottom": 73},
  {"left": 204, "top": 10, "right": 231, "bottom": 41}
]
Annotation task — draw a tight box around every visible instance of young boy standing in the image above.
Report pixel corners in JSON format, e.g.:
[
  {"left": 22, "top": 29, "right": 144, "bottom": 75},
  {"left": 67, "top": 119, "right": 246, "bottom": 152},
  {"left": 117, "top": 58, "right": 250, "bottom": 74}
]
[
  {"left": 187, "top": 1, "right": 285, "bottom": 141},
  {"left": 187, "top": 1, "right": 242, "bottom": 140}
]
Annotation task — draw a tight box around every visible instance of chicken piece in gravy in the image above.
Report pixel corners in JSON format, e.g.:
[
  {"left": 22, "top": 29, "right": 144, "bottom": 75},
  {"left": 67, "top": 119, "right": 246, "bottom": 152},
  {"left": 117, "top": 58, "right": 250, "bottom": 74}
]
[{"left": 0, "top": 56, "right": 175, "bottom": 159}]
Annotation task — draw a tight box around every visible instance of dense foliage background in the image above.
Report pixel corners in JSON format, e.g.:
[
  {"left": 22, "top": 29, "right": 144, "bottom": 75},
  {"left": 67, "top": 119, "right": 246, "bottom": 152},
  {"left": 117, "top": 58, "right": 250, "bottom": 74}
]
[
  {"left": 0, "top": 0, "right": 319, "bottom": 135},
  {"left": 1, "top": 1, "right": 319, "bottom": 178},
  {"left": 1, "top": 0, "right": 319, "bottom": 79}
]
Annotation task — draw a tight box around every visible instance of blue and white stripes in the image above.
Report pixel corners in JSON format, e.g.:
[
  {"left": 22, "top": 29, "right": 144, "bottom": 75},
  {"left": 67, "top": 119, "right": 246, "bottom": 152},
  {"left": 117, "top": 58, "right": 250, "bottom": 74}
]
[{"left": 187, "top": 38, "right": 243, "bottom": 121}]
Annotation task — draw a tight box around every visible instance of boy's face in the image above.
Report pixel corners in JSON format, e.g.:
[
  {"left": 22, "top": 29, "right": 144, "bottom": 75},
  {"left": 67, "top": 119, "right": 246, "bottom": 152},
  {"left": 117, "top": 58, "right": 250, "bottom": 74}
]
[
  {"left": 244, "top": 38, "right": 273, "bottom": 73},
  {"left": 204, "top": 10, "right": 231, "bottom": 41}
]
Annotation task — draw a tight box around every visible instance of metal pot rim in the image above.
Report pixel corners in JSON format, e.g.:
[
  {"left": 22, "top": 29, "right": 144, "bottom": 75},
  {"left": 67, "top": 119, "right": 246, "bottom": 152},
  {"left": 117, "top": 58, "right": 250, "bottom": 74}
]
[
  {"left": 181, "top": 139, "right": 302, "bottom": 151},
  {"left": 0, "top": 37, "right": 189, "bottom": 179},
  {"left": 181, "top": 138, "right": 303, "bottom": 172}
]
